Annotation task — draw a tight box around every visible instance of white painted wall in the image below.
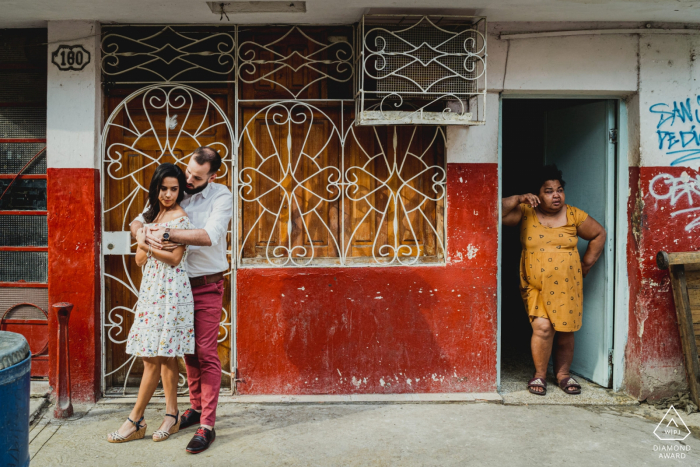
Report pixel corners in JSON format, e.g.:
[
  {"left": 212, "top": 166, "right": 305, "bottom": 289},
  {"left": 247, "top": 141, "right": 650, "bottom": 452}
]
[
  {"left": 501, "top": 35, "right": 638, "bottom": 93},
  {"left": 448, "top": 25, "right": 699, "bottom": 171},
  {"left": 47, "top": 21, "right": 101, "bottom": 169},
  {"left": 446, "top": 93, "right": 500, "bottom": 164},
  {"left": 639, "top": 33, "right": 700, "bottom": 169},
  {"left": 448, "top": 26, "right": 639, "bottom": 165}
]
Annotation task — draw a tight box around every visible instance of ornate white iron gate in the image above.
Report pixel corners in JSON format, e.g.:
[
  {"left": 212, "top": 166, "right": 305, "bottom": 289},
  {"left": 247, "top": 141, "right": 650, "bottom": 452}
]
[{"left": 100, "top": 84, "right": 235, "bottom": 395}]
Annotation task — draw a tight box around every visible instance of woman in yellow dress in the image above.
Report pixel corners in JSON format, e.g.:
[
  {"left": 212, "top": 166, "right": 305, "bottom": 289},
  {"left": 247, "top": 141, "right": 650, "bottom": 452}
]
[{"left": 502, "top": 165, "right": 606, "bottom": 395}]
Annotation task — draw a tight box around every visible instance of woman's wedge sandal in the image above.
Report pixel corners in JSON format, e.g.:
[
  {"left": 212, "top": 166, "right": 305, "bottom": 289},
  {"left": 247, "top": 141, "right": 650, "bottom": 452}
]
[
  {"left": 107, "top": 416, "right": 146, "bottom": 443},
  {"left": 152, "top": 411, "right": 180, "bottom": 442},
  {"left": 558, "top": 376, "right": 582, "bottom": 395},
  {"left": 527, "top": 377, "right": 547, "bottom": 396}
]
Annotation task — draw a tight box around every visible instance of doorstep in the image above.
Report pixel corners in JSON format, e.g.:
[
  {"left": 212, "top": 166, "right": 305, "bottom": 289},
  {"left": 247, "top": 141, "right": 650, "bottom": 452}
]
[{"left": 98, "top": 392, "right": 504, "bottom": 404}]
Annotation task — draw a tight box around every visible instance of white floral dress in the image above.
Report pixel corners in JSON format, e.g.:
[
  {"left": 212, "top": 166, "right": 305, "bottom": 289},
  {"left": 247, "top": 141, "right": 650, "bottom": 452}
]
[{"left": 126, "top": 215, "right": 195, "bottom": 357}]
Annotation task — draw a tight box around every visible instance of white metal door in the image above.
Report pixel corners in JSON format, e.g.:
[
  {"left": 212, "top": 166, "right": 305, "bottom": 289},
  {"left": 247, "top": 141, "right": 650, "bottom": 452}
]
[{"left": 544, "top": 100, "right": 616, "bottom": 387}]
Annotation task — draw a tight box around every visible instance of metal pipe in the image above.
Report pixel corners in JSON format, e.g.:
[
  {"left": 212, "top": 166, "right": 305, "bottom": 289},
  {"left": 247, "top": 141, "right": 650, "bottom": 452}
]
[{"left": 500, "top": 28, "right": 700, "bottom": 40}]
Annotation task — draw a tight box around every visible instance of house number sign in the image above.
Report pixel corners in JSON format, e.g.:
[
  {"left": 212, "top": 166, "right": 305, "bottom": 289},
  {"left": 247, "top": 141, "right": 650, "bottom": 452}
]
[{"left": 51, "top": 45, "right": 91, "bottom": 71}]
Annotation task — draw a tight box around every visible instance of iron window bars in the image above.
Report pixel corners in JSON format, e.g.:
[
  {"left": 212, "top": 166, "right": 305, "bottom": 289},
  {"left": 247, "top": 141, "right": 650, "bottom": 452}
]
[{"left": 356, "top": 14, "right": 487, "bottom": 126}]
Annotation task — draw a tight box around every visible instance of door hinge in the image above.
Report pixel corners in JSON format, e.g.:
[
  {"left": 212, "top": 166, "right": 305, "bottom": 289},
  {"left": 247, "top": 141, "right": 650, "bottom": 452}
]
[{"left": 609, "top": 129, "right": 618, "bottom": 144}]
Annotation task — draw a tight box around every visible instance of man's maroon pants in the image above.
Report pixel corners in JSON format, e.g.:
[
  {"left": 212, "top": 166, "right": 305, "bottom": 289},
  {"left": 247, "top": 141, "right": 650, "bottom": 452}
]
[{"left": 184, "top": 280, "right": 224, "bottom": 427}]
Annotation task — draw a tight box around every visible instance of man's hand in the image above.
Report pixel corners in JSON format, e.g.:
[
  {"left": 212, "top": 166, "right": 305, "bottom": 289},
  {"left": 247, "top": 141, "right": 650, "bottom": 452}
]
[
  {"left": 146, "top": 225, "right": 165, "bottom": 249},
  {"left": 146, "top": 225, "right": 179, "bottom": 251}
]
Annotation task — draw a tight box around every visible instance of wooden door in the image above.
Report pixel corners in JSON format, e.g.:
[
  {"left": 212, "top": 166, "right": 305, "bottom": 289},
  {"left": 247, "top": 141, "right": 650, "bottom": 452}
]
[{"left": 103, "top": 85, "right": 234, "bottom": 391}]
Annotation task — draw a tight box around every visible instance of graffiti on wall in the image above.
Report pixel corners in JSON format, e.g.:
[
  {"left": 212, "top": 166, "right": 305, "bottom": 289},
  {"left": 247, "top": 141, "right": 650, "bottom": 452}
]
[
  {"left": 648, "top": 97, "right": 700, "bottom": 230},
  {"left": 649, "top": 171, "right": 700, "bottom": 231},
  {"left": 650, "top": 97, "right": 700, "bottom": 168}
]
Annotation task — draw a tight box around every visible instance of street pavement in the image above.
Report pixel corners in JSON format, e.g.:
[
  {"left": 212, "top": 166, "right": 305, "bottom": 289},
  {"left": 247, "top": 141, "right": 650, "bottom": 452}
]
[{"left": 28, "top": 400, "right": 700, "bottom": 466}]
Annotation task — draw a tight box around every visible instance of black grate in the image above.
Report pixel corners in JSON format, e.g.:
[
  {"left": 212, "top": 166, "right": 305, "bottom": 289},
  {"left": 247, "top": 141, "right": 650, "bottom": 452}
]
[
  {"left": 0, "top": 72, "right": 47, "bottom": 103},
  {"left": 0, "top": 251, "right": 48, "bottom": 283},
  {"left": 0, "top": 215, "right": 47, "bottom": 246},
  {"left": 0, "top": 29, "right": 47, "bottom": 66},
  {"left": 0, "top": 107, "right": 46, "bottom": 139},
  {"left": 0, "top": 143, "right": 46, "bottom": 174},
  {"left": 0, "top": 179, "right": 47, "bottom": 210},
  {"left": 101, "top": 26, "right": 236, "bottom": 83}
]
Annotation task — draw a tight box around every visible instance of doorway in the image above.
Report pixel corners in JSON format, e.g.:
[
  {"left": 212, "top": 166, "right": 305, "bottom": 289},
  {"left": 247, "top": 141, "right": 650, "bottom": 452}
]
[{"left": 499, "top": 98, "right": 617, "bottom": 394}]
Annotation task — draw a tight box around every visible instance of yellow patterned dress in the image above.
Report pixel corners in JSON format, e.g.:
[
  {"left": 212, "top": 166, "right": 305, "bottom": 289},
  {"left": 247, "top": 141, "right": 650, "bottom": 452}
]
[{"left": 519, "top": 204, "right": 588, "bottom": 332}]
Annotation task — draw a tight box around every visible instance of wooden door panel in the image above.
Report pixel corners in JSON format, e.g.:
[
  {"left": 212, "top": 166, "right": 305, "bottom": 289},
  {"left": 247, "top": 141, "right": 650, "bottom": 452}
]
[{"left": 240, "top": 106, "right": 341, "bottom": 263}]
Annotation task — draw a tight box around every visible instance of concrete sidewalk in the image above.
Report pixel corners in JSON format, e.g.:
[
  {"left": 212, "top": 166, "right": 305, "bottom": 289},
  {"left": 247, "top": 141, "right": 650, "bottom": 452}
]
[{"left": 28, "top": 400, "right": 700, "bottom": 467}]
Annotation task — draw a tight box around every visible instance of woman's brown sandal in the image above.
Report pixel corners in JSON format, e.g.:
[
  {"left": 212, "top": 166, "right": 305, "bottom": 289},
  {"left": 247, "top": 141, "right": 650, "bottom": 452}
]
[
  {"left": 152, "top": 411, "right": 180, "bottom": 442},
  {"left": 107, "top": 416, "right": 146, "bottom": 443},
  {"left": 527, "top": 377, "right": 547, "bottom": 396},
  {"left": 558, "top": 376, "right": 582, "bottom": 395}
]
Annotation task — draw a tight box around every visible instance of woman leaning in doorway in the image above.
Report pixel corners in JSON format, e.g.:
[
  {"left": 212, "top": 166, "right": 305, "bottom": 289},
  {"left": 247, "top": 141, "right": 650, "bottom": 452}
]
[{"left": 501, "top": 164, "right": 606, "bottom": 395}]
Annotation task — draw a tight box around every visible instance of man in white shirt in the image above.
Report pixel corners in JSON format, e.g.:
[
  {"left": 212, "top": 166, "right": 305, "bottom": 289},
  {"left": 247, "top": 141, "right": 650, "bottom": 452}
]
[{"left": 130, "top": 147, "right": 231, "bottom": 454}]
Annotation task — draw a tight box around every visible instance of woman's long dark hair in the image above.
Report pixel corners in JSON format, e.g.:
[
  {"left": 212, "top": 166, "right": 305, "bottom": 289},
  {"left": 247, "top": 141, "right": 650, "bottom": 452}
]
[{"left": 143, "top": 163, "right": 186, "bottom": 223}]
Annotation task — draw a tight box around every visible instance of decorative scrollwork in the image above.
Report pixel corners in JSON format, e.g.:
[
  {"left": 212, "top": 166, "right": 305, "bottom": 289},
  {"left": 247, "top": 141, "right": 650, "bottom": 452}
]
[
  {"left": 238, "top": 101, "right": 446, "bottom": 266},
  {"left": 102, "top": 26, "right": 236, "bottom": 83},
  {"left": 101, "top": 84, "right": 234, "bottom": 394},
  {"left": 364, "top": 18, "right": 485, "bottom": 93},
  {"left": 358, "top": 15, "right": 487, "bottom": 125},
  {"left": 238, "top": 26, "right": 353, "bottom": 99},
  {"left": 345, "top": 125, "right": 446, "bottom": 265}
]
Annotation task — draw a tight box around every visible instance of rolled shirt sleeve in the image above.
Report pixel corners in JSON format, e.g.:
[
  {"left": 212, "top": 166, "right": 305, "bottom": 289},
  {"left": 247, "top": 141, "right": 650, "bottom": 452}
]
[
  {"left": 202, "top": 189, "right": 233, "bottom": 246},
  {"left": 130, "top": 205, "right": 148, "bottom": 226}
]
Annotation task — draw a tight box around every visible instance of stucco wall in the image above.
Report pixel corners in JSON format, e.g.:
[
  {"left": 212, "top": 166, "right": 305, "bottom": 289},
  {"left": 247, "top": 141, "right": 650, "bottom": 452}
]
[
  {"left": 41, "top": 19, "right": 700, "bottom": 400},
  {"left": 46, "top": 21, "right": 102, "bottom": 402},
  {"left": 629, "top": 32, "right": 700, "bottom": 399},
  {"left": 469, "top": 24, "right": 698, "bottom": 399}
]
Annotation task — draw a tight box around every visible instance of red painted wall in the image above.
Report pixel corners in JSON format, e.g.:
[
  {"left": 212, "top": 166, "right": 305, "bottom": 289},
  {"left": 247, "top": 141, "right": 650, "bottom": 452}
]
[
  {"left": 236, "top": 163, "right": 499, "bottom": 394},
  {"left": 624, "top": 166, "right": 695, "bottom": 400},
  {"left": 47, "top": 168, "right": 101, "bottom": 403}
]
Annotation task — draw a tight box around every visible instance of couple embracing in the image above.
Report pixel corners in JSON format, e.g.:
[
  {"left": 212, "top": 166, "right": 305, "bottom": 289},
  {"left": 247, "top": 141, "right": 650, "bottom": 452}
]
[{"left": 106, "top": 147, "right": 231, "bottom": 454}]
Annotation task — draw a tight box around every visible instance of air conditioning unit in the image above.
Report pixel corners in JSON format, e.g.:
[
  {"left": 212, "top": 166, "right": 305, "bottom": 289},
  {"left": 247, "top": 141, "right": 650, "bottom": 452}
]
[{"left": 356, "top": 14, "right": 486, "bottom": 126}]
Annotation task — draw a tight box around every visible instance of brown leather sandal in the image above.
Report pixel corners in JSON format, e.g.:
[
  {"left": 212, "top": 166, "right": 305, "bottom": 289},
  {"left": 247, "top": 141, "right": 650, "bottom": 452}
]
[
  {"left": 527, "top": 376, "right": 547, "bottom": 396},
  {"left": 558, "top": 376, "right": 582, "bottom": 395}
]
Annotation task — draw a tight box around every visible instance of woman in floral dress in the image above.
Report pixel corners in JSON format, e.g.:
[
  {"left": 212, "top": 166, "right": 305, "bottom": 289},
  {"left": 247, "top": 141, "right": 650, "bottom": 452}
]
[{"left": 108, "top": 163, "right": 195, "bottom": 443}]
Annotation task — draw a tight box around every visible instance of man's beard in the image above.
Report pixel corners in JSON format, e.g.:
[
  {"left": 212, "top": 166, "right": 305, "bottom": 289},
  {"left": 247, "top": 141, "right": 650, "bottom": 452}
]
[{"left": 184, "top": 182, "right": 208, "bottom": 195}]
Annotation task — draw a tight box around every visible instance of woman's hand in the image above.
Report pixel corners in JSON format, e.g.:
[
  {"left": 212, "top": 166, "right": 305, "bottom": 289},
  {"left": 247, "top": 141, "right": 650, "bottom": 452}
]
[
  {"left": 519, "top": 193, "right": 540, "bottom": 207},
  {"left": 581, "top": 262, "right": 593, "bottom": 278},
  {"left": 136, "top": 227, "right": 147, "bottom": 248},
  {"left": 577, "top": 216, "right": 607, "bottom": 278}
]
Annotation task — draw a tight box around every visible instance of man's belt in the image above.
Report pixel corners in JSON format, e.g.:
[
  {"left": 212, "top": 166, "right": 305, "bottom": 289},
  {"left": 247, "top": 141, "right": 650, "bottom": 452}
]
[{"left": 189, "top": 272, "right": 225, "bottom": 288}]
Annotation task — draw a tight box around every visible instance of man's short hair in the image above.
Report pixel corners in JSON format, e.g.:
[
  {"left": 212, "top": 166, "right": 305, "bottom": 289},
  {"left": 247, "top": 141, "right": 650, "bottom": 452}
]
[{"left": 192, "top": 147, "right": 222, "bottom": 175}]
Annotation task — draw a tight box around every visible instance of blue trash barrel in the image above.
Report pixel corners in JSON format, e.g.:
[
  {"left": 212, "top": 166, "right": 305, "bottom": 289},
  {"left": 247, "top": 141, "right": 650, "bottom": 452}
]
[{"left": 0, "top": 331, "right": 31, "bottom": 467}]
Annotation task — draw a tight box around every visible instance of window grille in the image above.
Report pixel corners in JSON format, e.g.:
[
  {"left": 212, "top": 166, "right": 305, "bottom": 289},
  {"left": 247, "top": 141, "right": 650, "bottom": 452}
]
[
  {"left": 356, "top": 15, "right": 487, "bottom": 126},
  {"left": 0, "top": 29, "right": 48, "bottom": 294}
]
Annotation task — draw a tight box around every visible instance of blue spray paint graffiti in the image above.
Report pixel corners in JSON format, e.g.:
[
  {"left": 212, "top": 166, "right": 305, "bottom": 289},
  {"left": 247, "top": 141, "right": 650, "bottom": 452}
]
[{"left": 649, "top": 97, "right": 700, "bottom": 167}]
